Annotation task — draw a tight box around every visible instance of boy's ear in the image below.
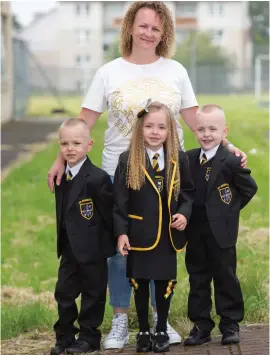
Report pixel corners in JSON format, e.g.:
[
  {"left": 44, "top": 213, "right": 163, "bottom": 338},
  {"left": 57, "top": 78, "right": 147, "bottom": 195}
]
[
  {"left": 223, "top": 125, "right": 229, "bottom": 137},
  {"left": 87, "top": 139, "right": 94, "bottom": 152}
]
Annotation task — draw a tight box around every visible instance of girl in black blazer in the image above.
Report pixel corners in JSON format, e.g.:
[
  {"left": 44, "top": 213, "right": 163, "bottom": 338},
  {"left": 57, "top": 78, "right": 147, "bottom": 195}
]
[{"left": 113, "top": 102, "right": 194, "bottom": 353}]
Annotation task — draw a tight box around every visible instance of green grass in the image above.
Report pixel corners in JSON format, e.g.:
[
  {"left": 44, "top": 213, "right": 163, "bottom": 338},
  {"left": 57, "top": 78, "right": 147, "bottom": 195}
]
[
  {"left": 2, "top": 95, "right": 269, "bottom": 339},
  {"left": 1, "top": 303, "right": 55, "bottom": 340}
]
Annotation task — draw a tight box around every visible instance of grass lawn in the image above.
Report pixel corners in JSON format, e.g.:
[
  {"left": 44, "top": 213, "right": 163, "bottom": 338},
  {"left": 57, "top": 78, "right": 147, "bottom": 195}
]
[{"left": 2, "top": 95, "right": 269, "bottom": 339}]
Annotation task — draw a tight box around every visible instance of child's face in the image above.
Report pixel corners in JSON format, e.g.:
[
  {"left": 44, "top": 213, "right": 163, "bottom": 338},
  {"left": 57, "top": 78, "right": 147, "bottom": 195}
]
[
  {"left": 194, "top": 111, "right": 228, "bottom": 151},
  {"left": 59, "top": 125, "right": 93, "bottom": 167},
  {"left": 143, "top": 110, "right": 168, "bottom": 151}
]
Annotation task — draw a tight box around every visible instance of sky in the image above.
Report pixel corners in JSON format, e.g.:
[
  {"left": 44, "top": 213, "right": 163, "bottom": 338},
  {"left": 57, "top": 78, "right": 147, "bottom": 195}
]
[{"left": 11, "top": 1, "right": 58, "bottom": 27}]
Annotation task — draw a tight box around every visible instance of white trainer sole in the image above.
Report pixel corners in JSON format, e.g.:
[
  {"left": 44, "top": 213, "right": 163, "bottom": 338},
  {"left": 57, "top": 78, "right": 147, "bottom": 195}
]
[{"left": 103, "top": 334, "right": 129, "bottom": 349}]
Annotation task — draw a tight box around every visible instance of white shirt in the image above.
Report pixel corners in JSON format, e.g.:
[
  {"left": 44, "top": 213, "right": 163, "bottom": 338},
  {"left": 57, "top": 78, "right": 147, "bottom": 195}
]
[
  {"left": 199, "top": 144, "right": 220, "bottom": 164},
  {"left": 65, "top": 157, "right": 87, "bottom": 180},
  {"left": 82, "top": 57, "right": 198, "bottom": 176},
  {"left": 146, "top": 146, "right": 165, "bottom": 171}
]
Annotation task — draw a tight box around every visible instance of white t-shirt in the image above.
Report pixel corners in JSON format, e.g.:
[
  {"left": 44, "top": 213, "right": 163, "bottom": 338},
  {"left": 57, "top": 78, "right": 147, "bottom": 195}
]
[{"left": 82, "top": 57, "right": 198, "bottom": 176}]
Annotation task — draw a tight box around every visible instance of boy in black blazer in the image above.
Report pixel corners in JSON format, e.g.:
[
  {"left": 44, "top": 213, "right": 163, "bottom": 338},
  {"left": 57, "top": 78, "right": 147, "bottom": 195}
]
[
  {"left": 50, "top": 118, "right": 116, "bottom": 355},
  {"left": 184, "top": 105, "right": 257, "bottom": 347}
]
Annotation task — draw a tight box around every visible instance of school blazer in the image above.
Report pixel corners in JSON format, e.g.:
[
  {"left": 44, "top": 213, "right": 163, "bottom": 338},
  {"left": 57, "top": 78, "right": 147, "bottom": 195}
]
[
  {"left": 55, "top": 157, "right": 116, "bottom": 263},
  {"left": 186, "top": 145, "right": 258, "bottom": 248},
  {"left": 113, "top": 150, "right": 194, "bottom": 252}
]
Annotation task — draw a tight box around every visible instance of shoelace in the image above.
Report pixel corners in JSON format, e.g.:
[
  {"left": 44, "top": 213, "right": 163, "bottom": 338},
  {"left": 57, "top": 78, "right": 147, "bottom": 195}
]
[{"left": 107, "top": 317, "right": 127, "bottom": 339}]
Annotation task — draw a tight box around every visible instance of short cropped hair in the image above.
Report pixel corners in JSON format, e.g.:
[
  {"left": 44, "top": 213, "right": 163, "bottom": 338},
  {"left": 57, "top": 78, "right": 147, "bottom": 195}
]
[
  {"left": 59, "top": 118, "right": 90, "bottom": 135},
  {"left": 197, "top": 104, "right": 224, "bottom": 115}
]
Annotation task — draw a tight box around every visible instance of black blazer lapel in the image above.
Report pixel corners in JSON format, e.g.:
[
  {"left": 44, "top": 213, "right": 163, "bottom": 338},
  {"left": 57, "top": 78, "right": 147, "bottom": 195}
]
[
  {"left": 187, "top": 149, "right": 201, "bottom": 179},
  {"left": 65, "top": 158, "right": 92, "bottom": 215},
  {"left": 206, "top": 145, "right": 227, "bottom": 196}
]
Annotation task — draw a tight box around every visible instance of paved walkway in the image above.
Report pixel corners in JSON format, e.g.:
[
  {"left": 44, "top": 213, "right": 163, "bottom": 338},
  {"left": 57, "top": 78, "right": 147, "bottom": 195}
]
[{"left": 1, "top": 119, "right": 63, "bottom": 180}]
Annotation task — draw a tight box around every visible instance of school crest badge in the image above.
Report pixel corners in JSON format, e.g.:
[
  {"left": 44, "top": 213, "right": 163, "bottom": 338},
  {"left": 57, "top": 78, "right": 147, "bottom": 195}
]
[
  {"left": 79, "top": 198, "right": 93, "bottom": 220},
  {"left": 205, "top": 167, "right": 211, "bottom": 182},
  {"left": 217, "top": 184, "right": 232, "bottom": 204},
  {"left": 155, "top": 176, "right": 164, "bottom": 193}
]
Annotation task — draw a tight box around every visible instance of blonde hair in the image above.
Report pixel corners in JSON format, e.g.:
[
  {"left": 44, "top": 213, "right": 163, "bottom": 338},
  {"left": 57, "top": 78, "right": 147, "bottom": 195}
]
[
  {"left": 196, "top": 104, "right": 226, "bottom": 125},
  {"left": 127, "top": 102, "right": 181, "bottom": 199},
  {"left": 120, "top": 1, "right": 175, "bottom": 58},
  {"left": 197, "top": 104, "right": 225, "bottom": 115},
  {"left": 59, "top": 118, "right": 90, "bottom": 137}
]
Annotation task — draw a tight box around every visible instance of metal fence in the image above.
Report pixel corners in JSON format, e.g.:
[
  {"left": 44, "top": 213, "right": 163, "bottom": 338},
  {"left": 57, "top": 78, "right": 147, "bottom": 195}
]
[{"left": 12, "top": 41, "right": 269, "bottom": 119}]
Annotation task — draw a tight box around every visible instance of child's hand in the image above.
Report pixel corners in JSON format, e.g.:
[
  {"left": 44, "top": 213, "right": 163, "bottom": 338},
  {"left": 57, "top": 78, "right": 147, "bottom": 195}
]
[
  {"left": 171, "top": 213, "right": 187, "bottom": 231},
  {"left": 118, "top": 234, "right": 131, "bottom": 256}
]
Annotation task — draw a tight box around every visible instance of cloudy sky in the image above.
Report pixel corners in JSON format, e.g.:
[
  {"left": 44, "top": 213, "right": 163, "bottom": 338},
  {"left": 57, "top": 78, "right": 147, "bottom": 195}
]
[{"left": 12, "top": 1, "right": 58, "bottom": 27}]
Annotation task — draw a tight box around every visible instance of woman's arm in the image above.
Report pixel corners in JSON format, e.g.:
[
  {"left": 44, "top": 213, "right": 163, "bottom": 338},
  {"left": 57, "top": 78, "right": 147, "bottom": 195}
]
[
  {"left": 79, "top": 108, "right": 102, "bottom": 130},
  {"left": 180, "top": 106, "right": 247, "bottom": 168},
  {"left": 47, "top": 109, "right": 102, "bottom": 192}
]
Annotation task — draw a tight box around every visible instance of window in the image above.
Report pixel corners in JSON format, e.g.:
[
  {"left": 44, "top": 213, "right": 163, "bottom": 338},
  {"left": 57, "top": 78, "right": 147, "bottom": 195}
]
[
  {"left": 85, "top": 3, "right": 90, "bottom": 15},
  {"left": 75, "top": 29, "right": 91, "bottom": 44},
  {"left": 76, "top": 55, "right": 81, "bottom": 65},
  {"left": 176, "top": 2, "right": 197, "bottom": 17},
  {"left": 75, "top": 3, "right": 91, "bottom": 16},
  {"left": 75, "top": 55, "right": 91, "bottom": 67},
  {"left": 209, "top": 2, "right": 224, "bottom": 16},
  {"left": 210, "top": 29, "right": 223, "bottom": 45},
  {"left": 85, "top": 29, "right": 90, "bottom": 44}
]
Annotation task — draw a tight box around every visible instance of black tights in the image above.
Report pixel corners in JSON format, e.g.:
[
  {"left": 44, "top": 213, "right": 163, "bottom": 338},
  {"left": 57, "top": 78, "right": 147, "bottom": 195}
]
[{"left": 133, "top": 279, "right": 173, "bottom": 333}]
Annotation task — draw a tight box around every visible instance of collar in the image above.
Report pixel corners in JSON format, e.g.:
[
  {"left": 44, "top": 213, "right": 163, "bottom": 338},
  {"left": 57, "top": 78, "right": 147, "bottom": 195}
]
[
  {"left": 146, "top": 146, "right": 164, "bottom": 161},
  {"left": 200, "top": 144, "right": 220, "bottom": 162},
  {"left": 65, "top": 157, "right": 87, "bottom": 179}
]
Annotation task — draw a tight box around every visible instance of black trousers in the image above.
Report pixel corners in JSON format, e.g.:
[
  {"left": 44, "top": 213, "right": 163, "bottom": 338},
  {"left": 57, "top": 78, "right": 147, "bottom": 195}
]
[
  {"left": 186, "top": 220, "right": 244, "bottom": 333},
  {"left": 54, "top": 243, "right": 107, "bottom": 348},
  {"left": 132, "top": 279, "right": 174, "bottom": 333}
]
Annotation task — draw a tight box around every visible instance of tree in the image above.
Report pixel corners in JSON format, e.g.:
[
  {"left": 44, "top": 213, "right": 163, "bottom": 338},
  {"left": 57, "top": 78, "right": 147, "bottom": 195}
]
[
  {"left": 173, "top": 32, "right": 232, "bottom": 68},
  {"left": 105, "top": 39, "right": 121, "bottom": 62},
  {"left": 249, "top": 2, "right": 269, "bottom": 45},
  {"left": 12, "top": 15, "right": 22, "bottom": 30}
]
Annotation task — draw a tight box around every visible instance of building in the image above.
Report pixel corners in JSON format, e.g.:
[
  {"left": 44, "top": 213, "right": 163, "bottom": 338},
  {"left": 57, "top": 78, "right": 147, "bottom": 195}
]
[
  {"left": 18, "top": 1, "right": 252, "bottom": 93},
  {"left": 1, "top": 1, "right": 13, "bottom": 123}
]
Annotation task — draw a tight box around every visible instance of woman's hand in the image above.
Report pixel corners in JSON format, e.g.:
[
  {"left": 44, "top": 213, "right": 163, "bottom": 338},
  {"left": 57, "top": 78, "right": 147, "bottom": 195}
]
[
  {"left": 225, "top": 142, "right": 247, "bottom": 168},
  {"left": 171, "top": 213, "right": 187, "bottom": 231},
  {"left": 118, "top": 234, "right": 131, "bottom": 256},
  {"left": 47, "top": 153, "right": 65, "bottom": 193}
]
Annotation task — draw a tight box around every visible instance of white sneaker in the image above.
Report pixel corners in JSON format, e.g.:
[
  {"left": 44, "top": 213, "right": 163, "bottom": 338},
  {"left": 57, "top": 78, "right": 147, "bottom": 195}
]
[
  {"left": 152, "top": 312, "right": 182, "bottom": 345},
  {"left": 103, "top": 313, "right": 129, "bottom": 349}
]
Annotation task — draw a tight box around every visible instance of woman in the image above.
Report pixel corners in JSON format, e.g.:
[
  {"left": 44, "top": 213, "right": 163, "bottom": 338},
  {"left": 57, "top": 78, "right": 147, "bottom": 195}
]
[{"left": 48, "top": 1, "right": 246, "bottom": 350}]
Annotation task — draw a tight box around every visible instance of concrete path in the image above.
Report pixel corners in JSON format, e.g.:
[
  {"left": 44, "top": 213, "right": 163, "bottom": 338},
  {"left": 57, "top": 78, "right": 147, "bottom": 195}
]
[{"left": 1, "top": 119, "right": 63, "bottom": 180}]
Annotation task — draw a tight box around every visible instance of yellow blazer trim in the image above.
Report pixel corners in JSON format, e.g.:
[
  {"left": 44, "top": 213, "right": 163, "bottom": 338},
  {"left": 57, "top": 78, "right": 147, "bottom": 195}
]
[
  {"left": 168, "top": 159, "right": 186, "bottom": 253},
  {"left": 128, "top": 214, "right": 143, "bottom": 220},
  {"left": 130, "top": 166, "right": 162, "bottom": 251}
]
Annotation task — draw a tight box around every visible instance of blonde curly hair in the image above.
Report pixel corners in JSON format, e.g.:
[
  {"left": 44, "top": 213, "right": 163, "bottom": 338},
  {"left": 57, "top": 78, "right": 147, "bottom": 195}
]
[
  {"left": 120, "top": 1, "right": 175, "bottom": 58},
  {"left": 127, "top": 102, "right": 181, "bottom": 200}
]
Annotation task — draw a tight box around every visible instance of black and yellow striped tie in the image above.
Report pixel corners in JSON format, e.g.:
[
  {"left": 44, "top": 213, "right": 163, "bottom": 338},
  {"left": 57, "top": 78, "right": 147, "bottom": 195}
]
[
  {"left": 200, "top": 153, "right": 207, "bottom": 166},
  {"left": 66, "top": 170, "right": 73, "bottom": 181},
  {"left": 152, "top": 153, "right": 160, "bottom": 172}
]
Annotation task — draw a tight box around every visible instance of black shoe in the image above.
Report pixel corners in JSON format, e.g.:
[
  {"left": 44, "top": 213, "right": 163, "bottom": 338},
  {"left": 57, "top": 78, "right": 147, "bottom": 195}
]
[
  {"left": 136, "top": 331, "right": 152, "bottom": 353},
  {"left": 221, "top": 330, "right": 240, "bottom": 345},
  {"left": 65, "top": 339, "right": 99, "bottom": 354},
  {"left": 153, "top": 331, "right": 170, "bottom": 353},
  {"left": 184, "top": 326, "right": 211, "bottom": 346},
  {"left": 50, "top": 339, "right": 74, "bottom": 355}
]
